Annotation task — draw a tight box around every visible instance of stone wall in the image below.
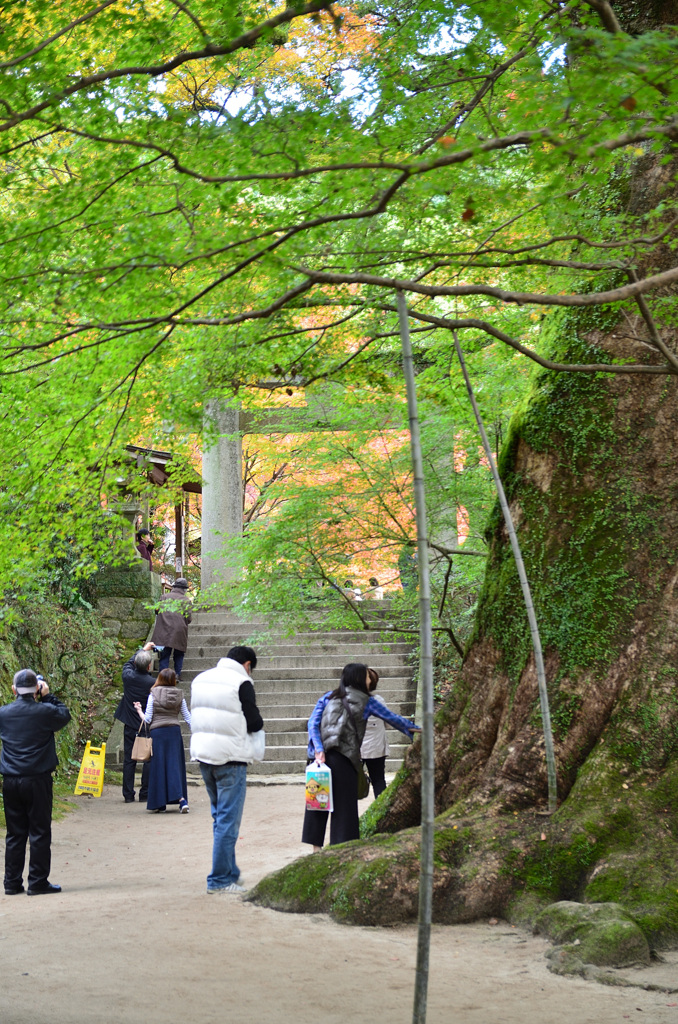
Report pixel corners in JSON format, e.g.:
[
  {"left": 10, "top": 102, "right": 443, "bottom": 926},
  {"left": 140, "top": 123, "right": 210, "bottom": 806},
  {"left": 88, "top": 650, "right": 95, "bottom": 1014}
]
[
  {"left": 94, "top": 562, "right": 161, "bottom": 643},
  {"left": 93, "top": 560, "right": 162, "bottom": 770}
]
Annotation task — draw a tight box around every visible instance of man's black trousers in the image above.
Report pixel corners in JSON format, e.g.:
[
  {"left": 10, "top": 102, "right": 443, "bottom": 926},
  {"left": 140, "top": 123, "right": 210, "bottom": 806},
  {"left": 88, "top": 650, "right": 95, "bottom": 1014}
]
[
  {"left": 123, "top": 724, "right": 150, "bottom": 802},
  {"left": 2, "top": 772, "right": 53, "bottom": 890}
]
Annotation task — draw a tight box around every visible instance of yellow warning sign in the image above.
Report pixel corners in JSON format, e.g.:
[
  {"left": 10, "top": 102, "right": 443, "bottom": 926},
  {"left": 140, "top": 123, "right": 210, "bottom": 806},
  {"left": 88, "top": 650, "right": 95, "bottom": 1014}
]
[{"left": 74, "top": 741, "right": 106, "bottom": 798}]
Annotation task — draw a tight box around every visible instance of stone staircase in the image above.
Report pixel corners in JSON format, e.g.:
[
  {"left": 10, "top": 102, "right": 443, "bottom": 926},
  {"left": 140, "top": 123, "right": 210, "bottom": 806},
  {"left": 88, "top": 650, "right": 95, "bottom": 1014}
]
[{"left": 178, "top": 606, "right": 418, "bottom": 777}]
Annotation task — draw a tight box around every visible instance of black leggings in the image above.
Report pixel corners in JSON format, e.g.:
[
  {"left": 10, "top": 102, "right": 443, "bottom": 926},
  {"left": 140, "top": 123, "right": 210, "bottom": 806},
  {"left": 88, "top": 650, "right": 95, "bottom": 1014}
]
[
  {"left": 363, "top": 756, "right": 387, "bottom": 797},
  {"left": 302, "top": 750, "right": 358, "bottom": 848}
]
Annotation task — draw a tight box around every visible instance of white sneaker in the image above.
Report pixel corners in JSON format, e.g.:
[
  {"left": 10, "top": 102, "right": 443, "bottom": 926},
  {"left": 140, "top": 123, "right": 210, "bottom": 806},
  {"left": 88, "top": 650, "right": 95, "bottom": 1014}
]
[{"left": 206, "top": 882, "right": 248, "bottom": 895}]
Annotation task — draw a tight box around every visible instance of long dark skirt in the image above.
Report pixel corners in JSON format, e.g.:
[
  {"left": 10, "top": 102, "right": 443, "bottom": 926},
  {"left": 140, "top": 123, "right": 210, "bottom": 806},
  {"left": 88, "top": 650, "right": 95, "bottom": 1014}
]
[
  {"left": 146, "top": 726, "right": 187, "bottom": 810},
  {"left": 301, "top": 749, "right": 358, "bottom": 848}
]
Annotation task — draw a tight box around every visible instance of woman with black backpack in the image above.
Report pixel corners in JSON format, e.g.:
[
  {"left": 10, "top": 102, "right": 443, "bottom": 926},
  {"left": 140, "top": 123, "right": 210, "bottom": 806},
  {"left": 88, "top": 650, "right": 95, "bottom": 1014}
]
[{"left": 302, "top": 662, "right": 419, "bottom": 850}]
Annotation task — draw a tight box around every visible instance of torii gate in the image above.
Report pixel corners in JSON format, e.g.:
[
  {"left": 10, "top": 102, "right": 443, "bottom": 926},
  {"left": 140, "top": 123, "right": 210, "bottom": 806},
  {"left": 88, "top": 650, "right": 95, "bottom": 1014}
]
[{"left": 200, "top": 393, "right": 358, "bottom": 590}]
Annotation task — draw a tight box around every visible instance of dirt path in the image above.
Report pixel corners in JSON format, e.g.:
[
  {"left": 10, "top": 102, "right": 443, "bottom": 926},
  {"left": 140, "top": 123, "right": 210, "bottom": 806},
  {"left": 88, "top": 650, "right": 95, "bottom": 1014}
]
[{"left": 1, "top": 783, "right": 676, "bottom": 1024}]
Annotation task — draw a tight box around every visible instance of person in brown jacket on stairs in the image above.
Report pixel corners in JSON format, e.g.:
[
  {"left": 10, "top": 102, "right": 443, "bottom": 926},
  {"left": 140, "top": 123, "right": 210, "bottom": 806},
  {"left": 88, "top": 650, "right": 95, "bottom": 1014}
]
[{"left": 151, "top": 578, "right": 192, "bottom": 680}]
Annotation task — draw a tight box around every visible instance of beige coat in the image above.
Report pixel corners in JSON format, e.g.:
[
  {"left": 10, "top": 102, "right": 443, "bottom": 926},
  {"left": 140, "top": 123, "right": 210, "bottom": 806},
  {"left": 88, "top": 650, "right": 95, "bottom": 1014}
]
[{"left": 360, "top": 694, "right": 390, "bottom": 759}]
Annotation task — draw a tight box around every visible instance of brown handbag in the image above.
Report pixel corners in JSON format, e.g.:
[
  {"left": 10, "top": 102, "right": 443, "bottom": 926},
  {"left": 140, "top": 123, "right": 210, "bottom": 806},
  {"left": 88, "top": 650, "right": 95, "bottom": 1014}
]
[{"left": 131, "top": 721, "right": 153, "bottom": 762}]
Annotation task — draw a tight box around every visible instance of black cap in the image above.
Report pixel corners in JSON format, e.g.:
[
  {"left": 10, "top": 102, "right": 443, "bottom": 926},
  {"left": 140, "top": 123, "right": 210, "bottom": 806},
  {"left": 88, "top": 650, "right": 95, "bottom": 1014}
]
[{"left": 14, "top": 669, "right": 38, "bottom": 694}]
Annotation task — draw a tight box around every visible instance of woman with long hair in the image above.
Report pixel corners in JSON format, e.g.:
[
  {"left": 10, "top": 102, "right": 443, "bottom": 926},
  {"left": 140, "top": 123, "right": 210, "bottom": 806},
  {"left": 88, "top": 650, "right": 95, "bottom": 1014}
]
[
  {"left": 302, "top": 662, "right": 419, "bottom": 849},
  {"left": 134, "top": 667, "right": 191, "bottom": 813}
]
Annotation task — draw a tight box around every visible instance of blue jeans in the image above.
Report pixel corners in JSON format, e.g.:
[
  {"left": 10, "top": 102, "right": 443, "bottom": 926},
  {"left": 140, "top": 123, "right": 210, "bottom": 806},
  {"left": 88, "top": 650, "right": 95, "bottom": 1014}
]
[
  {"left": 199, "top": 761, "right": 247, "bottom": 890},
  {"left": 158, "top": 647, "right": 184, "bottom": 678}
]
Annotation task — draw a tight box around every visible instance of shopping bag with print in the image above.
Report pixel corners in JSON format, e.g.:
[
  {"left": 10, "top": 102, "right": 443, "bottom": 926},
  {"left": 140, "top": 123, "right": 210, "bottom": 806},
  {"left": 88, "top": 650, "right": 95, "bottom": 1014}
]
[{"left": 305, "top": 761, "right": 333, "bottom": 812}]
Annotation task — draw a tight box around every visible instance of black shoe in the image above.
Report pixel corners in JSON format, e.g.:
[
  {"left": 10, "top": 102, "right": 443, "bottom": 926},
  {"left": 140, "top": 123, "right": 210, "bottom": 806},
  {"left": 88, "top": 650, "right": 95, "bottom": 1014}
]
[
  {"left": 124, "top": 797, "right": 135, "bottom": 803},
  {"left": 4, "top": 885, "right": 24, "bottom": 895},
  {"left": 27, "top": 882, "right": 61, "bottom": 896},
  {"left": 139, "top": 794, "right": 148, "bottom": 801}
]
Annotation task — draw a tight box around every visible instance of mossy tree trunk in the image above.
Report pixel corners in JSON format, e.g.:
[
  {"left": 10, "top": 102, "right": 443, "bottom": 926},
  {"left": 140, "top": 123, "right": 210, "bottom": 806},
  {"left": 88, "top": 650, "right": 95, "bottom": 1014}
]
[{"left": 250, "top": 2, "right": 678, "bottom": 950}]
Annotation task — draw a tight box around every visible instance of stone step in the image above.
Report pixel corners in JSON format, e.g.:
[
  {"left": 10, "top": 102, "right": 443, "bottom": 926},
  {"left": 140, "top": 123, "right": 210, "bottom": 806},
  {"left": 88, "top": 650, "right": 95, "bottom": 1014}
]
[
  {"left": 248, "top": 717, "right": 415, "bottom": 735},
  {"left": 255, "top": 697, "right": 414, "bottom": 712},
  {"left": 224, "top": 757, "right": 406, "bottom": 776},
  {"left": 175, "top": 691, "right": 415, "bottom": 715},
  {"left": 189, "top": 611, "right": 410, "bottom": 630},
  {"left": 183, "top": 651, "right": 413, "bottom": 667},
  {"left": 182, "top": 658, "right": 411, "bottom": 674},
  {"left": 170, "top": 606, "right": 417, "bottom": 774},
  {"left": 180, "top": 670, "right": 413, "bottom": 687},
  {"left": 187, "top": 626, "right": 410, "bottom": 640},
  {"left": 178, "top": 727, "right": 412, "bottom": 749},
  {"left": 183, "top": 634, "right": 413, "bottom": 651},
  {"left": 189, "top": 613, "right": 397, "bottom": 628},
  {"left": 254, "top": 694, "right": 415, "bottom": 712},
  {"left": 108, "top": 742, "right": 409, "bottom": 776},
  {"left": 176, "top": 704, "right": 415, "bottom": 724}
]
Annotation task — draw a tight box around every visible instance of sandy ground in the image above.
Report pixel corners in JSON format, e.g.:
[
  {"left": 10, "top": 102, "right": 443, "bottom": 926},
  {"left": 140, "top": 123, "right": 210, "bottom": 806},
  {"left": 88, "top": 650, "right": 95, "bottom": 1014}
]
[{"left": 1, "top": 781, "right": 677, "bottom": 1024}]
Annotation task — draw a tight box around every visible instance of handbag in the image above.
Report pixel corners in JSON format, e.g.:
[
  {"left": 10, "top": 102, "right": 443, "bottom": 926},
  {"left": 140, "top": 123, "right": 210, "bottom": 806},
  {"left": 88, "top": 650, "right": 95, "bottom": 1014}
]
[
  {"left": 357, "top": 763, "right": 371, "bottom": 800},
  {"left": 341, "top": 696, "right": 371, "bottom": 800},
  {"left": 131, "top": 721, "right": 153, "bottom": 762}
]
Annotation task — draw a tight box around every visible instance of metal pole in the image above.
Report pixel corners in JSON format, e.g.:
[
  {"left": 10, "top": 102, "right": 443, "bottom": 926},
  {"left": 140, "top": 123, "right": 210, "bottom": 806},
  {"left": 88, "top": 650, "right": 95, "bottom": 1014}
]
[
  {"left": 453, "top": 331, "right": 557, "bottom": 812},
  {"left": 397, "top": 291, "right": 435, "bottom": 1024}
]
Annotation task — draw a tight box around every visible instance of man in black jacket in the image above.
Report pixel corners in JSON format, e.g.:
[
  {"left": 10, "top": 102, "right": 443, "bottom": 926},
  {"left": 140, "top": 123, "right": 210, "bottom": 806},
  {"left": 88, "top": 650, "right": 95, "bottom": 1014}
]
[
  {"left": 114, "top": 642, "right": 156, "bottom": 803},
  {"left": 0, "top": 669, "right": 71, "bottom": 895}
]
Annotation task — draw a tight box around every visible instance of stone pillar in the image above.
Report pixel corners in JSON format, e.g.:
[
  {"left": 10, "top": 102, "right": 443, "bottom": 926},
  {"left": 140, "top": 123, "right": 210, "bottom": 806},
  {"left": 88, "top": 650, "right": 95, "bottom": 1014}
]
[{"left": 201, "top": 401, "right": 243, "bottom": 592}]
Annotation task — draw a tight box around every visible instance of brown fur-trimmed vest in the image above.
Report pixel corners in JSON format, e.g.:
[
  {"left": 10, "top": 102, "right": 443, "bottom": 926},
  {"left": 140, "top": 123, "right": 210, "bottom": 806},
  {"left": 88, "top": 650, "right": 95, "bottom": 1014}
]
[{"left": 149, "top": 685, "right": 183, "bottom": 730}]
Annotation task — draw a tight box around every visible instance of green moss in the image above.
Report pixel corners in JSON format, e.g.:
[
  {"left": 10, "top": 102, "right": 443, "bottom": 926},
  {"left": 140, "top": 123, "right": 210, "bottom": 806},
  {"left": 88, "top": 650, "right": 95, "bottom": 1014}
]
[
  {"left": 360, "top": 760, "right": 412, "bottom": 838},
  {"left": 329, "top": 857, "right": 399, "bottom": 919},
  {"left": 607, "top": 690, "right": 678, "bottom": 772},
  {"left": 514, "top": 832, "right": 599, "bottom": 901},
  {"left": 550, "top": 691, "right": 584, "bottom": 740},
  {"left": 469, "top": 303, "right": 664, "bottom": 687},
  {"left": 650, "top": 759, "right": 678, "bottom": 833},
  {"left": 0, "top": 598, "right": 121, "bottom": 770},
  {"left": 251, "top": 851, "right": 345, "bottom": 911},
  {"left": 505, "top": 748, "right": 678, "bottom": 946},
  {"left": 432, "top": 825, "right": 472, "bottom": 868},
  {"left": 535, "top": 901, "right": 650, "bottom": 967},
  {"left": 250, "top": 828, "right": 422, "bottom": 925}
]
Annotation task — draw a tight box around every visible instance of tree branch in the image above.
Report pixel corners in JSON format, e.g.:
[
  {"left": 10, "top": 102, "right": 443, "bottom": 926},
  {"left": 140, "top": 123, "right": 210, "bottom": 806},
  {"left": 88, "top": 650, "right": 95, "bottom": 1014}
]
[
  {"left": 0, "top": 0, "right": 122, "bottom": 71},
  {"left": 0, "top": 0, "right": 335, "bottom": 133},
  {"left": 627, "top": 268, "right": 678, "bottom": 373},
  {"left": 298, "top": 265, "right": 678, "bottom": 311},
  {"left": 583, "top": 0, "right": 622, "bottom": 34},
  {"left": 166, "top": 0, "right": 208, "bottom": 38},
  {"left": 393, "top": 307, "right": 672, "bottom": 376}
]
